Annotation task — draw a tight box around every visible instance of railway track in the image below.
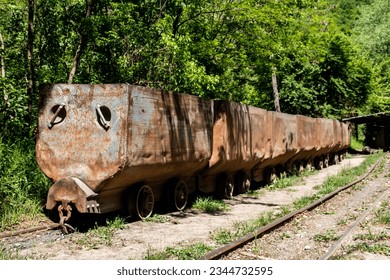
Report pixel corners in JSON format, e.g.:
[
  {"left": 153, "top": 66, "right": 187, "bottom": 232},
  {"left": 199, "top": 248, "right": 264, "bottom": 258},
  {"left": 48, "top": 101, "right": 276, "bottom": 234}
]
[
  {"left": 0, "top": 222, "right": 62, "bottom": 239},
  {"left": 203, "top": 159, "right": 387, "bottom": 260},
  {"left": 319, "top": 184, "right": 389, "bottom": 260},
  {"left": 1, "top": 155, "right": 386, "bottom": 261}
]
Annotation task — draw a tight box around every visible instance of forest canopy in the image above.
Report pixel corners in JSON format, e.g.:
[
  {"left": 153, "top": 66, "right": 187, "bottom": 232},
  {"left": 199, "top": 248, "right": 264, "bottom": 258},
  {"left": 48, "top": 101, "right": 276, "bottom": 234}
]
[{"left": 0, "top": 0, "right": 389, "bottom": 140}]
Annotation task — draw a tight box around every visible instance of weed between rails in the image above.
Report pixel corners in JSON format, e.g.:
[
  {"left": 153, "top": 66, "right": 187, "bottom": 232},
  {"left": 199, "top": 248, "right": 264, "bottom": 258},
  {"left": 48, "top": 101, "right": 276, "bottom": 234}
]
[
  {"left": 75, "top": 217, "right": 126, "bottom": 250},
  {"left": 192, "top": 197, "right": 230, "bottom": 213},
  {"left": 145, "top": 243, "right": 212, "bottom": 260},
  {"left": 375, "top": 202, "right": 390, "bottom": 225}
]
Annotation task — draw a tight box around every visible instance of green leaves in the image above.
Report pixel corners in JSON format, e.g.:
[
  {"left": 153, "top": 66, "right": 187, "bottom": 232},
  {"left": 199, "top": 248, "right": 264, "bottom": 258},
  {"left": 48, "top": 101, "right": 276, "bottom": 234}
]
[{"left": 2, "top": 0, "right": 386, "bottom": 125}]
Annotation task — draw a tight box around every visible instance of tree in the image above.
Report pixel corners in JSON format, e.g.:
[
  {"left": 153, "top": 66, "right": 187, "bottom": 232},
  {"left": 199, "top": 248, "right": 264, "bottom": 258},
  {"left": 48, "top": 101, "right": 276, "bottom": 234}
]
[
  {"left": 27, "top": 0, "right": 35, "bottom": 132},
  {"left": 68, "top": 0, "right": 95, "bottom": 83}
]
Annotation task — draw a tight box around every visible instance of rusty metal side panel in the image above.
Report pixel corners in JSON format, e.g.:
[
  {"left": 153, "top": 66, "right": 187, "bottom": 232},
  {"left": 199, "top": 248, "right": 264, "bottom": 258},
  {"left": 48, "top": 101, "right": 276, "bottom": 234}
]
[
  {"left": 342, "top": 122, "right": 351, "bottom": 149},
  {"left": 297, "top": 115, "right": 319, "bottom": 151},
  {"left": 125, "top": 86, "right": 213, "bottom": 183},
  {"left": 208, "top": 100, "right": 252, "bottom": 174},
  {"left": 249, "top": 106, "right": 272, "bottom": 163},
  {"left": 315, "top": 118, "right": 334, "bottom": 156},
  {"left": 291, "top": 115, "right": 319, "bottom": 161},
  {"left": 331, "top": 120, "right": 343, "bottom": 153},
  {"left": 335, "top": 120, "right": 350, "bottom": 152},
  {"left": 270, "top": 112, "right": 298, "bottom": 164},
  {"left": 36, "top": 84, "right": 128, "bottom": 191}
]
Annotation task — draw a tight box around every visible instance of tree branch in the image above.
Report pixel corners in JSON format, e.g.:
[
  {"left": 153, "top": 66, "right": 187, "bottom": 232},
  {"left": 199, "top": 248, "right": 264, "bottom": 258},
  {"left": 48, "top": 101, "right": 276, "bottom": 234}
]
[{"left": 68, "top": 0, "right": 94, "bottom": 84}]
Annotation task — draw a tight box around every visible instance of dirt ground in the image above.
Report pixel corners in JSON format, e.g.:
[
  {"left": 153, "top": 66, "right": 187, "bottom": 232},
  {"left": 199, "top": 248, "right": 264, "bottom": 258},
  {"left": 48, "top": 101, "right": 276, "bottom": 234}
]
[
  {"left": 3, "top": 155, "right": 385, "bottom": 260},
  {"left": 225, "top": 156, "right": 390, "bottom": 260}
]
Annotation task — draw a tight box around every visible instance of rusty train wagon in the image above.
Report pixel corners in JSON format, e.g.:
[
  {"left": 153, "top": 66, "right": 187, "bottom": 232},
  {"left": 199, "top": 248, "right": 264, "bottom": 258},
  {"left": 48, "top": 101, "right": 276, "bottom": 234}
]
[{"left": 36, "top": 84, "right": 350, "bottom": 223}]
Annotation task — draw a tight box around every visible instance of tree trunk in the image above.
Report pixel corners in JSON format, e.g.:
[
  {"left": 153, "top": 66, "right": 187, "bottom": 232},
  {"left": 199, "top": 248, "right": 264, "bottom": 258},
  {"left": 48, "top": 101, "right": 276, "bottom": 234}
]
[
  {"left": 0, "top": 32, "right": 8, "bottom": 107},
  {"left": 27, "top": 0, "right": 35, "bottom": 129},
  {"left": 272, "top": 70, "right": 281, "bottom": 112},
  {"left": 68, "top": 0, "right": 94, "bottom": 84}
]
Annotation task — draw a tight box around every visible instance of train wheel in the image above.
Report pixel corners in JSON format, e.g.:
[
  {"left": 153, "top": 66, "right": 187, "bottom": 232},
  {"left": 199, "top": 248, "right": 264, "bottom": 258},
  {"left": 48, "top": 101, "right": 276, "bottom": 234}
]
[
  {"left": 306, "top": 160, "right": 313, "bottom": 171},
  {"left": 236, "top": 171, "right": 251, "bottom": 194},
  {"left": 266, "top": 168, "right": 277, "bottom": 184},
  {"left": 334, "top": 154, "right": 339, "bottom": 164},
  {"left": 323, "top": 156, "right": 329, "bottom": 168},
  {"left": 135, "top": 185, "right": 154, "bottom": 219},
  {"left": 172, "top": 180, "right": 188, "bottom": 211},
  {"left": 218, "top": 174, "right": 234, "bottom": 199}
]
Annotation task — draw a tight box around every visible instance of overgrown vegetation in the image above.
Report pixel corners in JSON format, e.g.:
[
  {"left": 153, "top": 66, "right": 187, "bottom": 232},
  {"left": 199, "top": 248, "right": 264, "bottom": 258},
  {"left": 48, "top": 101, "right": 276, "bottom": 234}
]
[
  {"left": 343, "top": 243, "right": 390, "bottom": 257},
  {"left": 375, "top": 202, "right": 390, "bottom": 225},
  {"left": 0, "top": 245, "right": 28, "bottom": 260},
  {"left": 75, "top": 217, "right": 126, "bottom": 250},
  {"left": 212, "top": 153, "right": 383, "bottom": 248},
  {"left": 334, "top": 204, "right": 390, "bottom": 259},
  {"left": 0, "top": 138, "right": 50, "bottom": 230},
  {"left": 144, "top": 214, "right": 172, "bottom": 223},
  {"left": 212, "top": 208, "right": 290, "bottom": 245},
  {"left": 192, "top": 197, "right": 230, "bottom": 213},
  {"left": 145, "top": 243, "right": 212, "bottom": 260},
  {"left": 136, "top": 152, "right": 383, "bottom": 259},
  {"left": 313, "top": 229, "right": 339, "bottom": 242},
  {"left": 268, "top": 173, "right": 307, "bottom": 191}
]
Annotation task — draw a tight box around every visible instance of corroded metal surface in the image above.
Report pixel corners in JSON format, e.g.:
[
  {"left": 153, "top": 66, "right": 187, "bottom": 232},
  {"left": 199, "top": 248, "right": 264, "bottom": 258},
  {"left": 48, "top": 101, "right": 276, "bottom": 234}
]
[
  {"left": 37, "top": 84, "right": 214, "bottom": 212},
  {"left": 37, "top": 84, "right": 351, "bottom": 215},
  {"left": 37, "top": 84, "right": 128, "bottom": 191},
  {"left": 208, "top": 100, "right": 252, "bottom": 175}
]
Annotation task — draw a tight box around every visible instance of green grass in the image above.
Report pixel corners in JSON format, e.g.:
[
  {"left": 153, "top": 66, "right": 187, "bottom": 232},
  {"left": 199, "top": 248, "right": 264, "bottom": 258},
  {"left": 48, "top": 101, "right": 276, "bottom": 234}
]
[
  {"left": 192, "top": 197, "right": 230, "bottom": 213},
  {"left": 350, "top": 136, "right": 365, "bottom": 151},
  {"left": 0, "top": 138, "right": 51, "bottom": 231},
  {"left": 245, "top": 188, "right": 266, "bottom": 197},
  {"left": 144, "top": 214, "right": 171, "bottom": 223},
  {"left": 141, "top": 152, "right": 386, "bottom": 259},
  {"left": 268, "top": 173, "right": 303, "bottom": 191},
  {"left": 145, "top": 243, "right": 213, "bottom": 260},
  {"left": 375, "top": 202, "right": 390, "bottom": 225},
  {"left": 0, "top": 245, "right": 27, "bottom": 260},
  {"left": 212, "top": 207, "right": 290, "bottom": 245},
  {"left": 295, "top": 152, "right": 384, "bottom": 210},
  {"left": 75, "top": 217, "right": 125, "bottom": 249},
  {"left": 337, "top": 213, "right": 357, "bottom": 226},
  {"left": 335, "top": 232, "right": 390, "bottom": 259},
  {"left": 313, "top": 229, "right": 339, "bottom": 242},
  {"left": 346, "top": 243, "right": 390, "bottom": 256},
  {"left": 353, "top": 232, "right": 390, "bottom": 242},
  {"left": 211, "top": 153, "right": 385, "bottom": 247}
]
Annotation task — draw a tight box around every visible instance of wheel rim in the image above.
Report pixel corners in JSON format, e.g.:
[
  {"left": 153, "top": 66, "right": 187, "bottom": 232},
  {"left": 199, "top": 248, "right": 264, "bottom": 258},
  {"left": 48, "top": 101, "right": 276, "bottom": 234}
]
[
  {"left": 136, "top": 185, "right": 154, "bottom": 219},
  {"left": 174, "top": 181, "right": 188, "bottom": 211},
  {"left": 240, "top": 172, "right": 251, "bottom": 193},
  {"left": 324, "top": 158, "right": 329, "bottom": 168},
  {"left": 224, "top": 175, "right": 234, "bottom": 199}
]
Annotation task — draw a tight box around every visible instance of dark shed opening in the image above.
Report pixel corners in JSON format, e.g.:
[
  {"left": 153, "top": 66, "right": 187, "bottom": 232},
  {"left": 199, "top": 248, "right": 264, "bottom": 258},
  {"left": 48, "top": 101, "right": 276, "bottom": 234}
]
[{"left": 342, "top": 112, "right": 390, "bottom": 152}]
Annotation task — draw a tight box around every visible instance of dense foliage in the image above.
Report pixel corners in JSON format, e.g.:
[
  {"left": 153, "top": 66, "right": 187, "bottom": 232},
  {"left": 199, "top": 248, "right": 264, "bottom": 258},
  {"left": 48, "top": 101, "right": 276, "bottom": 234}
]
[{"left": 0, "top": 0, "right": 388, "bottom": 228}]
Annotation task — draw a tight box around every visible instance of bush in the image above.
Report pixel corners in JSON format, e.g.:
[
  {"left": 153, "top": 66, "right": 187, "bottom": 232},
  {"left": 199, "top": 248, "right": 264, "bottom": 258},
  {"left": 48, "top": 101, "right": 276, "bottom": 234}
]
[{"left": 0, "top": 137, "right": 51, "bottom": 230}]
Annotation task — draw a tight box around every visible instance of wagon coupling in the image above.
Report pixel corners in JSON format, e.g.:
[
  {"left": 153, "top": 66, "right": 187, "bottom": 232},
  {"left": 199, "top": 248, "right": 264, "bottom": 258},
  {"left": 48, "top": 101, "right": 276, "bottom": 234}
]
[{"left": 58, "top": 203, "right": 74, "bottom": 234}]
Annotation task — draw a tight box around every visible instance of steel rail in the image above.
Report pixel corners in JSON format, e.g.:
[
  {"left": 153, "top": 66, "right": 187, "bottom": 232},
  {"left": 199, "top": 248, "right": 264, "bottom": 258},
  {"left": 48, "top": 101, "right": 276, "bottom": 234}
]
[
  {"left": 319, "top": 182, "right": 390, "bottom": 260},
  {"left": 203, "top": 160, "right": 380, "bottom": 260},
  {"left": 0, "top": 222, "right": 60, "bottom": 239}
]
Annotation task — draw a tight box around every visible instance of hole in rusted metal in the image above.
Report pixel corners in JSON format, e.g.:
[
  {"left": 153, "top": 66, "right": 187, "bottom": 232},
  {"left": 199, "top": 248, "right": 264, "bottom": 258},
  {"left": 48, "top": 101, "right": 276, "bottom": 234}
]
[
  {"left": 96, "top": 105, "right": 111, "bottom": 130},
  {"left": 49, "top": 104, "right": 66, "bottom": 128}
]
